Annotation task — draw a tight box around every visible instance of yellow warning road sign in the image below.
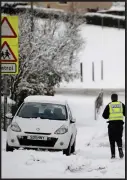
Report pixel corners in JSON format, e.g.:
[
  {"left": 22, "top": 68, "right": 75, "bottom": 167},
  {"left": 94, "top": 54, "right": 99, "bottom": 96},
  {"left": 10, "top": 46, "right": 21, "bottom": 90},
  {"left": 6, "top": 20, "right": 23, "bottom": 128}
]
[{"left": 1, "top": 16, "right": 19, "bottom": 74}]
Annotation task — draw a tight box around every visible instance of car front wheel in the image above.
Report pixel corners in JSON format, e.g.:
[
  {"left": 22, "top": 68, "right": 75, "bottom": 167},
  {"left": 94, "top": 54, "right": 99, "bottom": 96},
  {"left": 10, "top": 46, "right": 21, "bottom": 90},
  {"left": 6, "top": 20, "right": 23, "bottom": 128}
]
[
  {"left": 71, "top": 138, "right": 76, "bottom": 154},
  {"left": 6, "top": 143, "right": 14, "bottom": 152},
  {"left": 63, "top": 138, "right": 72, "bottom": 156}
]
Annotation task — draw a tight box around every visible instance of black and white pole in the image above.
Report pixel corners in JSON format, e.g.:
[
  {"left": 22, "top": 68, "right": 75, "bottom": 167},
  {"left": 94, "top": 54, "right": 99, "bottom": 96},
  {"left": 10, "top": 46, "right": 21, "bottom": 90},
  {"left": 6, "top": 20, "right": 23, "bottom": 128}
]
[
  {"left": 4, "top": 75, "right": 7, "bottom": 131},
  {"left": 92, "top": 62, "right": 95, "bottom": 81},
  {"left": 80, "top": 62, "right": 83, "bottom": 82}
]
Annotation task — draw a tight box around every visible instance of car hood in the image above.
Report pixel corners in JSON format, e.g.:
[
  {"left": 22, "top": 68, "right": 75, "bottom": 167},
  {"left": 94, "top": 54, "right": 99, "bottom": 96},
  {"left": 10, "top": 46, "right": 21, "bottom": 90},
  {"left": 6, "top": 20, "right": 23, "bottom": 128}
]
[{"left": 13, "top": 116, "right": 68, "bottom": 134}]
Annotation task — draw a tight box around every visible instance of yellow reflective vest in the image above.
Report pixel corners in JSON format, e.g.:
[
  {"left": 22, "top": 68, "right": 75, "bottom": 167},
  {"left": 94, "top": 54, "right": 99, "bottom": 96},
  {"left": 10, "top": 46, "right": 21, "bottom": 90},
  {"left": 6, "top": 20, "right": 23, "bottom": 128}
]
[{"left": 109, "top": 101, "right": 123, "bottom": 121}]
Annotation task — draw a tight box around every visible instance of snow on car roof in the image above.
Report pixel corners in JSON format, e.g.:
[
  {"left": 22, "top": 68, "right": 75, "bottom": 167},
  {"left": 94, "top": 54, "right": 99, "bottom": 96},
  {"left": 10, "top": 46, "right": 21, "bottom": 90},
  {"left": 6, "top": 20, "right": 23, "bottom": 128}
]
[{"left": 24, "top": 95, "right": 67, "bottom": 105}]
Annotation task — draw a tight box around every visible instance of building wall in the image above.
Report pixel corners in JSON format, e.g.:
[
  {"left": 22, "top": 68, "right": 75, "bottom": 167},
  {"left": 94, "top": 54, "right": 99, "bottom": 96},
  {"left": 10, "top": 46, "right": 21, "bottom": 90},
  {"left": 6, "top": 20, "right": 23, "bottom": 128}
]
[{"left": 33, "top": 2, "right": 112, "bottom": 13}]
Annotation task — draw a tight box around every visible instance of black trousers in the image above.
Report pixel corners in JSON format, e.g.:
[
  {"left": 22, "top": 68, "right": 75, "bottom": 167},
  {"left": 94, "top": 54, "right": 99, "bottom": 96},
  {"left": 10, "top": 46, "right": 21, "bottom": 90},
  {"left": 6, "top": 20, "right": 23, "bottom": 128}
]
[{"left": 108, "top": 122, "right": 123, "bottom": 156}]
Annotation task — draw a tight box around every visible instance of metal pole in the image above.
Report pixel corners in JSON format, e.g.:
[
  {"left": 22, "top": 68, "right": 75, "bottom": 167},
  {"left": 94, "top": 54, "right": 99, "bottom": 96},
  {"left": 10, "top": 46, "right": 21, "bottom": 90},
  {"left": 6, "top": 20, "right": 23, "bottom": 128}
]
[
  {"left": 94, "top": 99, "right": 97, "bottom": 120},
  {"left": 0, "top": 14, "right": 2, "bottom": 125},
  {"left": 101, "top": 16, "right": 103, "bottom": 29},
  {"left": 4, "top": 75, "right": 8, "bottom": 131},
  {"left": 118, "top": 18, "right": 120, "bottom": 30},
  {"left": 92, "top": 62, "right": 95, "bottom": 81},
  {"left": 101, "top": 60, "right": 103, "bottom": 80},
  {"left": 80, "top": 62, "right": 83, "bottom": 82}
]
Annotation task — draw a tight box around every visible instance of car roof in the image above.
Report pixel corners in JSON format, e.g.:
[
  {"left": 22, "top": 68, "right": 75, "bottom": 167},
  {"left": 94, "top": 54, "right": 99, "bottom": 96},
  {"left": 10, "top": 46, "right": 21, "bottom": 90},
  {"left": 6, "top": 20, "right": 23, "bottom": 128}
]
[{"left": 24, "top": 95, "right": 67, "bottom": 106}]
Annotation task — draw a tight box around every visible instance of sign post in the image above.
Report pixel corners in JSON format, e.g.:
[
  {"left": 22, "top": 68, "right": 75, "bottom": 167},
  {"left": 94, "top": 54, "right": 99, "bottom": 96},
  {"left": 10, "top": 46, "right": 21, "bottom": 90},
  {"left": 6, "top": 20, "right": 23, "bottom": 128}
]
[
  {"left": 1, "top": 16, "right": 18, "bottom": 131},
  {"left": 3, "top": 76, "right": 7, "bottom": 131}
]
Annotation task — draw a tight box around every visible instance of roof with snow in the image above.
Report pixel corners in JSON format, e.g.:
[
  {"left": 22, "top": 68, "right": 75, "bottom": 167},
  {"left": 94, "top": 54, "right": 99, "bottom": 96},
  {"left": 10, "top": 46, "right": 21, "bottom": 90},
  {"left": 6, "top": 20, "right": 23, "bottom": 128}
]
[
  {"left": 109, "top": 6, "right": 125, "bottom": 11},
  {"left": 24, "top": 95, "right": 67, "bottom": 105}
]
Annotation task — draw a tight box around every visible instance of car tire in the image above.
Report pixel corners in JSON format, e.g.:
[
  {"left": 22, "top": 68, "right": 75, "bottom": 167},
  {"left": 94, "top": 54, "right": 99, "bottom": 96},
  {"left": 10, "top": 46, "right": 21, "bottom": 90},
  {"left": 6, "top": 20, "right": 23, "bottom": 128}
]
[
  {"left": 6, "top": 142, "right": 14, "bottom": 152},
  {"left": 63, "top": 139, "right": 72, "bottom": 156},
  {"left": 71, "top": 138, "right": 76, "bottom": 154}
]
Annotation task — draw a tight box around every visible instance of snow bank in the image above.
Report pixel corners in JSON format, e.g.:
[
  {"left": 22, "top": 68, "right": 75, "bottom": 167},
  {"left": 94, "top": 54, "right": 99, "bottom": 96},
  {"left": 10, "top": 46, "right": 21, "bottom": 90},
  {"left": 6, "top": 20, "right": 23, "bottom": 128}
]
[{"left": 2, "top": 147, "right": 125, "bottom": 178}]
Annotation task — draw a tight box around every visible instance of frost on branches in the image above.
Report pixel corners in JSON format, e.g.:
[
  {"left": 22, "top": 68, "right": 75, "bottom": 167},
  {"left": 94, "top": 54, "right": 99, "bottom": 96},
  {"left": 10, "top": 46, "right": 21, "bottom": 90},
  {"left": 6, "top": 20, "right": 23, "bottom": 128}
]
[{"left": 2, "top": 11, "right": 84, "bottom": 105}]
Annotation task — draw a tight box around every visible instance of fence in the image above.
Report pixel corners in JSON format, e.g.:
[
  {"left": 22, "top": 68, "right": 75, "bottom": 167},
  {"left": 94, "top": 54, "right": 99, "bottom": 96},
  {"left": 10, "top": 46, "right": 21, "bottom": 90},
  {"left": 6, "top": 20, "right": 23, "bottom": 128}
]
[{"left": 94, "top": 89, "right": 103, "bottom": 120}]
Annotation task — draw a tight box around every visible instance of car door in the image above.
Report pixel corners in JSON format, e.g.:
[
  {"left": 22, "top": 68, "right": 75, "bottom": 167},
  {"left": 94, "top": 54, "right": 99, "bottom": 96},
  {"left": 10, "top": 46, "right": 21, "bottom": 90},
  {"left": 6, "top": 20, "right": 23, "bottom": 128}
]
[{"left": 66, "top": 103, "right": 77, "bottom": 144}]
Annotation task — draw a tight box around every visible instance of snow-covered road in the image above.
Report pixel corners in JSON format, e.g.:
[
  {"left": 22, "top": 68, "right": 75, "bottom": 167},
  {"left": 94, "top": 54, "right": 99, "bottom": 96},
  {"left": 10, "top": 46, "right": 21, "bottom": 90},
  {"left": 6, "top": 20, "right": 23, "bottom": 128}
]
[{"left": 2, "top": 94, "right": 125, "bottom": 178}]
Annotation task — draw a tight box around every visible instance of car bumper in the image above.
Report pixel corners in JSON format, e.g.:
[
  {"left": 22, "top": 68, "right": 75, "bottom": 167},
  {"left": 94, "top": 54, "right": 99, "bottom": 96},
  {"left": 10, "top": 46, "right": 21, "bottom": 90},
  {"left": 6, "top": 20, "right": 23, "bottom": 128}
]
[{"left": 7, "top": 128, "right": 71, "bottom": 150}]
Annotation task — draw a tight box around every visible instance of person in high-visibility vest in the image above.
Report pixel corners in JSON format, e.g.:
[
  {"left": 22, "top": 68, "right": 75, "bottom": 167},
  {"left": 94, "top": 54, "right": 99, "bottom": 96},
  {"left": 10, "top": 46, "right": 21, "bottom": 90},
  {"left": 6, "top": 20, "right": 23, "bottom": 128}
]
[{"left": 102, "top": 93, "right": 125, "bottom": 159}]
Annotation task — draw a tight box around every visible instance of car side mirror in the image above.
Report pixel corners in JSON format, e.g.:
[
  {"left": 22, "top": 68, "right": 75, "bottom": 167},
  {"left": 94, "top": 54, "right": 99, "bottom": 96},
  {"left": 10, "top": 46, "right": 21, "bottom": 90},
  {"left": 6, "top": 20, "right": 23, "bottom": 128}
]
[
  {"left": 6, "top": 113, "right": 13, "bottom": 120},
  {"left": 70, "top": 118, "right": 76, "bottom": 123}
]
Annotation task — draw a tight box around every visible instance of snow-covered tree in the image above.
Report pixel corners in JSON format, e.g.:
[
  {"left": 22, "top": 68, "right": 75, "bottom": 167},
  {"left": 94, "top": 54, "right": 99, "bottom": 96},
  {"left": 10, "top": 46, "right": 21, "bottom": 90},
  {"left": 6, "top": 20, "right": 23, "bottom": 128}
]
[{"left": 2, "top": 11, "right": 84, "bottom": 104}]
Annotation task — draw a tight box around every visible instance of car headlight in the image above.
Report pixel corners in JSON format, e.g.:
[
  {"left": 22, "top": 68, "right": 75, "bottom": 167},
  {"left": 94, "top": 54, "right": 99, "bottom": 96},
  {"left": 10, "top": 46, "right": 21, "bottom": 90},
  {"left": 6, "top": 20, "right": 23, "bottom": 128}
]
[
  {"left": 10, "top": 122, "right": 21, "bottom": 132},
  {"left": 54, "top": 125, "right": 68, "bottom": 134}
]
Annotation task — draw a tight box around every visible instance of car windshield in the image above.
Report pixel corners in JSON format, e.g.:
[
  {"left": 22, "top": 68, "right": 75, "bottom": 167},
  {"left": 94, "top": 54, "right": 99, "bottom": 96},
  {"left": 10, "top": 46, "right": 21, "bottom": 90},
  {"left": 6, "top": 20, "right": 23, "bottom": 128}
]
[{"left": 17, "top": 102, "right": 67, "bottom": 120}]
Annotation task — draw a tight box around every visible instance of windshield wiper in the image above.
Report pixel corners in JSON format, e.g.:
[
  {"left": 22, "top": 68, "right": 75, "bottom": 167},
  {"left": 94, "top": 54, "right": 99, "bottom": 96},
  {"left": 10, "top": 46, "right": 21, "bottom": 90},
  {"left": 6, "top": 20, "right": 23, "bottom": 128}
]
[{"left": 38, "top": 116, "right": 52, "bottom": 119}]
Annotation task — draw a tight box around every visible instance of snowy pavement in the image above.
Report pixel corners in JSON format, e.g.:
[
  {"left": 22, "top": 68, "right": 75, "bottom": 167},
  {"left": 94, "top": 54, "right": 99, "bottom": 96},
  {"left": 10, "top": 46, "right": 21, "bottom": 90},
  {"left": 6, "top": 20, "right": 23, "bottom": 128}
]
[{"left": 2, "top": 94, "right": 125, "bottom": 178}]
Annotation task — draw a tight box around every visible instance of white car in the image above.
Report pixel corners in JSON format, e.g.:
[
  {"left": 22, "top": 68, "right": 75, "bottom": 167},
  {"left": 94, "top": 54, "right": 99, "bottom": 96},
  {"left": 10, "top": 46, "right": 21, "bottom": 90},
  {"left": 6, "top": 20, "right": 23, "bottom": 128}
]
[{"left": 6, "top": 95, "right": 77, "bottom": 156}]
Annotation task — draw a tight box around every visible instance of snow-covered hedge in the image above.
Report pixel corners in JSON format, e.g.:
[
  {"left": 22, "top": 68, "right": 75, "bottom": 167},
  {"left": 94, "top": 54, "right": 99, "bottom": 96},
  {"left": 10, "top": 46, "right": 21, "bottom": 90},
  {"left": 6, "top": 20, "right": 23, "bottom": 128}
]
[
  {"left": 85, "top": 12, "right": 125, "bottom": 29},
  {"left": 1, "top": 4, "right": 85, "bottom": 23}
]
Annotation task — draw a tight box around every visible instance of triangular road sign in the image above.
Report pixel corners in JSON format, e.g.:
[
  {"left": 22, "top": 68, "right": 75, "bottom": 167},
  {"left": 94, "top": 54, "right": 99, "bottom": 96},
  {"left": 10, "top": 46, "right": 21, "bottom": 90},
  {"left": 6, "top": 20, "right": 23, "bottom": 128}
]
[
  {"left": 1, "top": 41, "right": 17, "bottom": 62},
  {"left": 1, "top": 17, "right": 17, "bottom": 38}
]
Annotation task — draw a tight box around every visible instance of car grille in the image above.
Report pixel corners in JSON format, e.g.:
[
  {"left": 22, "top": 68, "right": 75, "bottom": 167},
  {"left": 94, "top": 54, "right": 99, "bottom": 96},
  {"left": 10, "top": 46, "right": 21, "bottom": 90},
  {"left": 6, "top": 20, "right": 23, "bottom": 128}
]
[
  {"left": 18, "top": 136, "right": 58, "bottom": 147},
  {"left": 24, "top": 132, "right": 51, "bottom": 135}
]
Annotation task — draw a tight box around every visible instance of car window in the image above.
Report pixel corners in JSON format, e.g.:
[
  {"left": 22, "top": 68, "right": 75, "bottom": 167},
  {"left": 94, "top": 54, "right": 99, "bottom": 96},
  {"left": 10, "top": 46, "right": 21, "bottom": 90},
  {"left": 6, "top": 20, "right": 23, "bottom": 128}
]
[{"left": 17, "top": 102, "right": 67, "bottom": 120}]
